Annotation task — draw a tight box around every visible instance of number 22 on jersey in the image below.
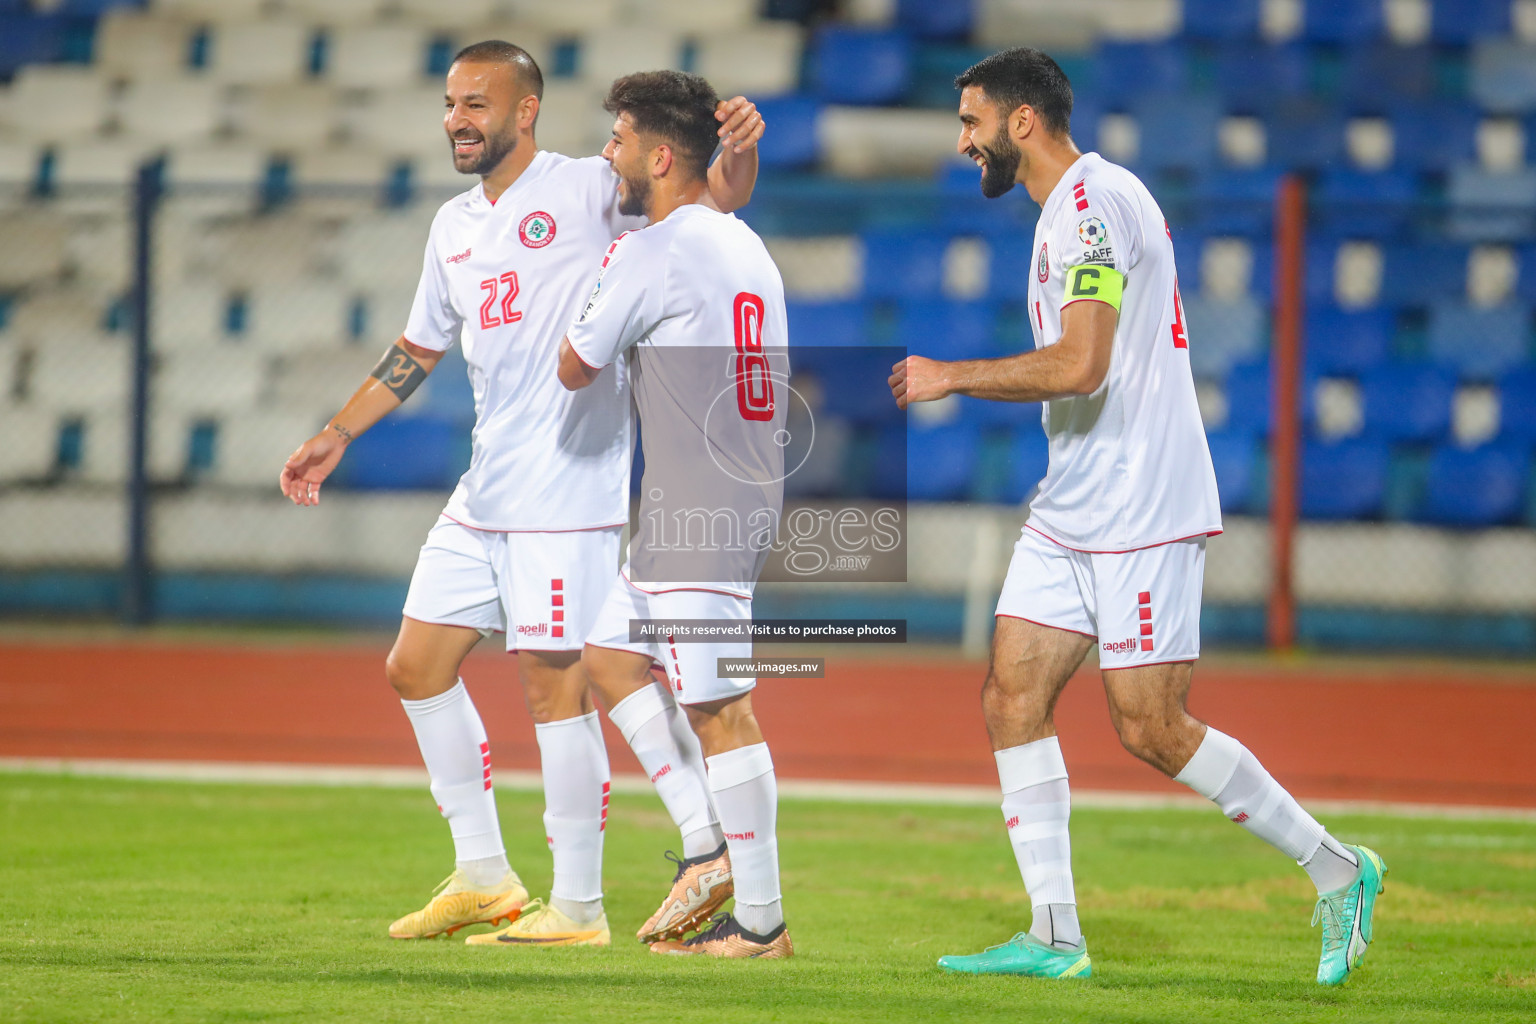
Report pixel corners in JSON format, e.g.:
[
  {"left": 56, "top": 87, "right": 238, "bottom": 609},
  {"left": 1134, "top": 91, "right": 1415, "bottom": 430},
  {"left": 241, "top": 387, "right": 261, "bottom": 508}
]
[{"left": 479, "top": 271, "right": 523, "bottom": 330}]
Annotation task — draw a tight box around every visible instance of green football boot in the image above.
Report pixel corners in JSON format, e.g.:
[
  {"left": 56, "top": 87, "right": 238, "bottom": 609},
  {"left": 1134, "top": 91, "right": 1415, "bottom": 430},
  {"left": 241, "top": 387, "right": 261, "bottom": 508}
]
[
  {"left": 937, "top": 932, "right": 1091, "bottom": 979},
  {"left": 1312, "top": 844, "right": 1387, "bottom": 985}
]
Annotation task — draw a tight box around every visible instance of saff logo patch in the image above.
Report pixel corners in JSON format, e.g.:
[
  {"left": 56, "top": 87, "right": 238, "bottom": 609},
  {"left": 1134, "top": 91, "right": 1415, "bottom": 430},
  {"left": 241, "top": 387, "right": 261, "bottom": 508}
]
[
  {"left": 1078, "top": 217, "right": 1108, "bottom": 246},
  {"left": 519, "top": 211, "right": 556, "bottom": 248},
  {"left": 1037, "top": 242, "right": 1049, "bottom": 283}
]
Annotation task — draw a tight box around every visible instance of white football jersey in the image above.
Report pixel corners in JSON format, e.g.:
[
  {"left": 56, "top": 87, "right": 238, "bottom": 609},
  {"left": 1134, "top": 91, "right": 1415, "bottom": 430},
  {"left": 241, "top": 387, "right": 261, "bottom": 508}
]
[
  {"left": 404, "top": 151, "right": 646, "bottom": 531},
  {"left": 1023, "top": 152, "right": 1221, "bottom": 551},
  {"left": 566, "top": 203, "right": 790, "bottom": 596}
]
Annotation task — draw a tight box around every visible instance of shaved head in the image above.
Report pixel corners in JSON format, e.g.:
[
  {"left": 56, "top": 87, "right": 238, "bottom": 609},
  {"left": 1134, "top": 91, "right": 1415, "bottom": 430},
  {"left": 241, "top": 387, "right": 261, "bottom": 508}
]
[{"left": 451, "top": 40, "right": 544, "bottom": 104}]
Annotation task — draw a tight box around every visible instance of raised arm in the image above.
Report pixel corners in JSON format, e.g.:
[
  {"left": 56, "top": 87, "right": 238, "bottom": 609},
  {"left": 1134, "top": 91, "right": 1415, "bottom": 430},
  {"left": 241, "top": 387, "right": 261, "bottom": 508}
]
[
  {"left": 889, "top": 299, "right": 1118, "bottom": 409},
  {"left": 705, "top": 96, "right": 764, "bottom": 213},
  {"left": 279, "top": 337, "right": 444, "bottom": 506}
]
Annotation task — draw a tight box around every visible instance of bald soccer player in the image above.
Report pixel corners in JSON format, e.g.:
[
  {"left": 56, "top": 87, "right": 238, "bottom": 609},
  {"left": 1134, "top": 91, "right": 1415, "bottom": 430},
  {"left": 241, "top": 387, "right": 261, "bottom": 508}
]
[{"left": 280, "top": 41, "right": 764, "bottom": 948}]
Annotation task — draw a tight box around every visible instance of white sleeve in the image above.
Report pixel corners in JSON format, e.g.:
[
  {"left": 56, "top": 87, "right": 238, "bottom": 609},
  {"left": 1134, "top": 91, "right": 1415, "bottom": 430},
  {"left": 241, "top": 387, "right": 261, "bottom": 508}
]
[
  {"left": 578, "top": 154, "right": 649, "bottom": 240},
  {"left": 565, "top": 230, "right": 665, "bottom": 370},
  {"left": 1059, "top": 178, "right": 1141, "bottom": 277},
  {"left": 402, "top": 209, "right": 461, "bottom": 352}
]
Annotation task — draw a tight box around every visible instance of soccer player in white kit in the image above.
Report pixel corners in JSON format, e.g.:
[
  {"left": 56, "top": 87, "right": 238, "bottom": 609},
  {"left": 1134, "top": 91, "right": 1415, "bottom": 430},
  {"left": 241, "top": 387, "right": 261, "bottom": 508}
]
[
  {"left": 889, "top": 48, "right": 1386, "bottom": 984},
  {"left": 558, "top": 71, "right": 793, "bottom": 959},
  {"left": 279, "top": 42, "right": 764, "bottom": 947}
]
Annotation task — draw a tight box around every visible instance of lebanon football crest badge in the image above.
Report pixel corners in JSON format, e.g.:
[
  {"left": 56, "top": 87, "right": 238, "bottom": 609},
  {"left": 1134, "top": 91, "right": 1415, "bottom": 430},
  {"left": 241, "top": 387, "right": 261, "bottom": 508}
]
[
  {"left": 1037, "top": 242, "right": 1049, "bottom": 283},
  {"left": 519, "top": 211, "right": 556, "bottom": 248}
]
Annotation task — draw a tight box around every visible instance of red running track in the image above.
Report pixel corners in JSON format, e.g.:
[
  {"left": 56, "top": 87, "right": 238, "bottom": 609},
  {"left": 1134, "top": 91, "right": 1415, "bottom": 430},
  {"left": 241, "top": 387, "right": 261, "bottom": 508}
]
[{"left": 2, "top": 640, "right": 1533, "bottom": 808}]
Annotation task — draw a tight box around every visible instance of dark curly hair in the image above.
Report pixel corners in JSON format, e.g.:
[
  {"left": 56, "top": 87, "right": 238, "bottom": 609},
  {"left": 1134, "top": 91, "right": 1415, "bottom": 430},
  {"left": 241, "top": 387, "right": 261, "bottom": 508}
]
[
  {"left": 604, "top": 70, "right": 721, "bottom": 180},
  {"left": 955, "top": 47, "right": 1073, "bottom": 137}
]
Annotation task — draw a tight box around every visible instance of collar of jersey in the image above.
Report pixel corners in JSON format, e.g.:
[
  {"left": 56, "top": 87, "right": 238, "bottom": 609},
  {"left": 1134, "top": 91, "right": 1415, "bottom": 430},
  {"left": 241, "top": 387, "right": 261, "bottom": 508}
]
[{"left": 473, "top": 149, "right": 552, "bottom": 209}]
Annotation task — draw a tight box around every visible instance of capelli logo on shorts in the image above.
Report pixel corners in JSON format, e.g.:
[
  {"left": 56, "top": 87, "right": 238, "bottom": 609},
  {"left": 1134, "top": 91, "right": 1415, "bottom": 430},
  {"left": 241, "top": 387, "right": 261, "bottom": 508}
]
[
  {"left": 516, "top": 623, "right": 549, "bottom": 637},
  {"left": 1102, "top": 636, "right": 1142, "bottom": 655}
]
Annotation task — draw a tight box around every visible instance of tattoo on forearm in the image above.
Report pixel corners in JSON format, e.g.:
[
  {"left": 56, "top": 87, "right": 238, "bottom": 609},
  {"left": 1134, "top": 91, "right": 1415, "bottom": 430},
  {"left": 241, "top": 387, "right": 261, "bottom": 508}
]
[
  {"left": 330, "top": 423, "right": 354, "bottom": 444},
  {"left": 369, "top": 343, "right": 429, "bottom": 401}
]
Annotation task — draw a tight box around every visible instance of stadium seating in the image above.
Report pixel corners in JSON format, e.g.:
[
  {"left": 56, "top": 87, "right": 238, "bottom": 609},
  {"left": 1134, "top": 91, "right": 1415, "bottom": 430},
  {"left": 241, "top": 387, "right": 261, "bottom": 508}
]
[
  {"left": 811, "top": 27, "right": 913, "bottom": 106},
  {"left": 1181, "top": 0, "right": 1263, "bottom": 41},
  {"left": 1428, "top": 302, "right": 1532, "bottom": 379},
  {"left": 895, "top": 300, "right": 999, "bottom": 361},
  {"left": 1206, "top": 431, "right": 1260, "bottom": 513},
  {"left": 1301, "top": 0, "right": 1384, "bottom": 44},
  {"left": 332, "top": 415, "right": 467, "bottom": 491},
  {"left": 1301, "top": 439, "right": 1390, "bottom": 519},
  {"left": 1360, "top": 364, "right": 1459, "bottom": 442},
  {"left": 1211, "top": 43, "right": 1310, "bottom": 114},
  {"left": 1305, "top": 305, "right": 1394, "bottom": 377},
  {"left": 1421, "top": 442, "right": 1531, "bottom": 526},
  {"left": 1498, "top": 367, "right": 1536, "bottom": 442}
]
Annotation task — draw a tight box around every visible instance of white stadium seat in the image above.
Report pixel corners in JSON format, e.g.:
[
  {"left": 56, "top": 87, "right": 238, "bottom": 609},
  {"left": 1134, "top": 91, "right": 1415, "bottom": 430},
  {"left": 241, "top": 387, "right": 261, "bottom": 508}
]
[
  {"left": 207, "top": 19, "right": 312, "bottom": 86},
  {"left": 244, "top": 282, "right": 356, "bottom": 354},
  {"left": 207, "top": 407, "right": 328, "bottom": 487},
  {"left": 0, "top": 490, "right": 127, "bottom": 566},
  {"left": 0, "top": 141, "right": 41, "bottom": 200},
  {"left": 349, "top": 85, "right": 449, "bottom": 158},
  {"left": 154, "top": 283, "right": 233, "bottom": 353},
  {"left": 335, "top": 209, "right": 435, "bottom": 290},
  {"left": 532, "top": 80, "right": 611, "bottom": 158},
  {"left": 578, "top": 27, "right": 684, "bottom": 86},
  {"left": 630, "top": 0, "right": 759, "bottom": 32},
  {"left": 0, "top": 66, "right": 111, "bottom": 144},
  {"left": 326, "top": 24, "right": 435, "bottom": 89},
  {"left": 65, "top": 215, "right": 133, "bottom": 301},
  {"left": 95, "top": 10, "right": 194, "bottom": 82},
  {"left": 270, "top": 350, "right": 374, "bottom": 412},
  {"left": 694, "top": 24, "right": 803, "bottom": 98},
  {"left": 76, "top": 405, "right": 194, "bottom": 484},
  {"left": 117, "top": 78, "right": 229, "bottom": 144},
  {"left": 394, "top": 0, "right": 512, "bottom": 30},
  {"left": 6, "top": 291, "right": 108, "bottom": 339},
  {"left": 162, "top": 143, "right": 269, "bottom": 217},
  {"left": 817, "top": 107, "right": 959, "bottom": 178},
  {"left": 0, "top": 406, "right": 59, "bottom": 483},
  {"left": 0, "top": 213, "right": 67, "bottom": 288},
  {"left": 199, "top": 214, "right": 330, "bottom": 288},
  {"left": 454, "top": 25, "right": 555, "bottom": 71},
  {"left": 290, "top": 146, "right": 394, "bottom": 190},
  {"left": 233, "top": 83, "right": 341, "bottom": 149},
  {"left": 356, "top": 288, "right": 417, "bottom": 348},
  {"left": 495, "top": 0, "right": 623, "bottom": 35},
  {"left": 283, "top": 0, "right": 391, "bottom": 26},
  {"left": 153, "top": 0, "right": 269, "bottom": 20},
  {"left": 155, "top": 346, "right": 267, "bottom": 414},
  {"left": 763, "top": 237, "right": 861, "bottom": 300},
  {"left": 29, "top": 336, "right": 132, "bottom": 412}
]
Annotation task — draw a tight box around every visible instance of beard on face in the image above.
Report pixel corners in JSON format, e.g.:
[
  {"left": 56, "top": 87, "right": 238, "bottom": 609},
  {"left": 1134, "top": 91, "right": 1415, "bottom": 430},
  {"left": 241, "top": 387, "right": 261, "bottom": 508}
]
[
  {"left": 616, "top": 166, "right": 652, "bottom": 217},
  {"left": 974, "top": 129, "right": 1022, "bottom": 198},
  {"left": 452, "top": 124, "right": 518, "bottom": 176}
]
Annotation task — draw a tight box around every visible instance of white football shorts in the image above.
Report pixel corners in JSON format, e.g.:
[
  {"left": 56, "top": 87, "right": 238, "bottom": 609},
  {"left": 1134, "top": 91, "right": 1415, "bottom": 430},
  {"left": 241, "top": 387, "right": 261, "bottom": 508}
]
[
  {"left": 402, "top": 516, "right": 621, "bottom": 653},
  {"left": 585, "top": 571, "right": 755, "bottom": 706},
  {"left": 995, "top": 526, "right": 1205, "bottom": 670}
]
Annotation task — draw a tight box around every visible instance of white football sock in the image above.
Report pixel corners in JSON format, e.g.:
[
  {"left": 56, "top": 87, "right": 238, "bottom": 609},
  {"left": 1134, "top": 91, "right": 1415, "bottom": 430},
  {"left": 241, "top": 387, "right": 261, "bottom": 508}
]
[
  {"left": 1176, "top": 727, "right": 1357, "bottom": 892},
  {"left": 996, "top": 737, "right": 1082, "bottom": 949},
  {"left": 549, "top": 895, "right": 604, "bottom": 925},
  {"left": 707, "top": 742, "right": 783, "bottom": 935},
  {"left": 535, "top": 711, "right": 609, "bottom": 907},
  {"left": 608, "top": 680, "right": 724, "bottom": 858},
  {"left": 400, "top": 680, "right": 509, "bottom": 872}
]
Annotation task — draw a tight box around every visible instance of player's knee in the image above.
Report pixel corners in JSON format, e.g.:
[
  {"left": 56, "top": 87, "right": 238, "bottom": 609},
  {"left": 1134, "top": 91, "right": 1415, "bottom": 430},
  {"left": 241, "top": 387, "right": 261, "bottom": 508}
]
[
  {"left": 384, "top": 649, "right": 431, "bottom": 700},
  {"left": 1115, "top": 716, "right": 1173, "bottom": 767}
]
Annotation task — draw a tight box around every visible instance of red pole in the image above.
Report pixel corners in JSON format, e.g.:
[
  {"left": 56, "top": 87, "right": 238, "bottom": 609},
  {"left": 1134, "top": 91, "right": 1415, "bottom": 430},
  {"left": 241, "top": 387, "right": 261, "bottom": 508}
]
[{"left": 1268, "top": 175, "right": 1305, "bottom": 651}]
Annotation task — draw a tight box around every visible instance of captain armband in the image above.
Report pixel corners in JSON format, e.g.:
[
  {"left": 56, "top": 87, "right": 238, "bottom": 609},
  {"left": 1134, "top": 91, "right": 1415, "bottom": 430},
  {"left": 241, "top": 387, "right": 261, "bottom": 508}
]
[
  {"left": 368, "top": 342, "right": 429, "bottom": 402},
  {"left": 1061, "top": 265, "right": 1125, "bottom": 312}
]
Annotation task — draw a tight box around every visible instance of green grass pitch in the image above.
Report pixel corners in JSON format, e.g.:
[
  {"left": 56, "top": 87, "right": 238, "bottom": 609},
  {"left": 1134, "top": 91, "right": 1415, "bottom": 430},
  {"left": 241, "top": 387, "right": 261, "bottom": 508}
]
[{"left": 2, "top": 773, "right": 1533, "bottom": 1023}]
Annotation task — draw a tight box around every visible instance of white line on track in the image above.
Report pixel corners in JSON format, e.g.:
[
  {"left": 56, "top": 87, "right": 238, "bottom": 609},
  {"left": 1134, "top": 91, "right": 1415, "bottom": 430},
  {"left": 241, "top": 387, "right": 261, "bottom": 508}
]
[{"left": 3, "top": 756, "right": 1534, "bottom": 821}]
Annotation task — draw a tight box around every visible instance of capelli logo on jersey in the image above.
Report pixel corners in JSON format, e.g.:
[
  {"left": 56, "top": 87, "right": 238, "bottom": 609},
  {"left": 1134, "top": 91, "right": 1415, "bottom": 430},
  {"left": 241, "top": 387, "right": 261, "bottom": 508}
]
[
  {"left": 516, "top": 622, "right": 549, "bottom": 637},
  {"left": 446, "top": 247, "right": 472, "bottom": 264}
]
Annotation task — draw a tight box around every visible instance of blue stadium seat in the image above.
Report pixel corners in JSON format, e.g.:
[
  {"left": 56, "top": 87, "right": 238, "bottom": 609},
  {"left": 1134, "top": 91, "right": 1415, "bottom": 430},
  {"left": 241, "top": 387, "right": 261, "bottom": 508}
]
[
  {"left": 1206, "top": 431, "right": 1260, "bottom": 513},
  {"left": 1182, "top": 0, "right": 1263, "bottom": 40},
  {"left": 786, "top": 300, "right": 870, "bottom": 349},
  {"left": 1420, "top": 442, "right": 1530, "bottom": 526},
  {"left": 860, "top": 227, "right": 949, "bottom": 301},
  {"left": 752, "top": 95, "right": 821, "bottom": 170},
  {"left": 811, "top": 27, "right": 914, "bottom": 106},
  {"left": 896, "top": 300, "right": 999, "bottom": 361},
  {"left": 1224, "top": 361, "right": 1318, "bottom": 436},
  {"left": 1360, "top": 363, "right": 1458, "bottom": 442},
  {"left": 1265, "top": 99, "right": 1346, "bottom": 172},
  {"left": 1211, "top": 43, "right": 1311, "bottom": 114},
  {"left": 806, "top": 347, "right": 903, "bottom": 426},
  {"left": 1091, "top": 41, "right": 1190, "bottom": 108},
  {"left": 1304, "top": 235, "right": 1343, "bottom": 304},
  {"left": 1498, "top": 367, "right": 1536, "bottom": 442},
  {"left": 1305, "top": 306, "right": 1394, "bottom": 377},
  {"left": 961, "top": 394, "right": 1040, "bottom": 430},
  {"left": 1427, "top": 302, "right": 1532, "bottom": 380},
  {"left": 984, "top": 232, "right": 1035, "bottom": 302},
  {"left": 1302, "top": 0, "right": 1385, "bottom": 44},
  {"left": 1471, "top": 40, "right": 1536, "bottom": 114},
  {"left": 1378, "top": 242, "right": 1470, "bottom": 311},
  {"left": 895, "top": 0, "right": 974, "bottom": 39},
  {"left": 1338, "top": 45, "right": 1437, "bottom": 110},
  {"left": 1447, "top": 168, "right": 1536, "bottom": 243},
  {"left": 1431, "top": 0, "right": 1514, "bottom": 45},
  {"left": 1313, "top": 170, "right": 1418, "bottom": 239},
  {"left": 1132, "top": 93, "right": 1221, "bottom": 174},
  {"left": 1301, "top": 439, "right": 1390, "bottom": 519},
  {"left": 1389, "top": 99, "right": 1480, "bottom": 174},
  {"left": 998, "top": 424, "right": 1051, "bottom": 503},
  {"left": 1184, "top": 295, "right": 1266, "bottom": 380},
  {"left": 0, "top": 14, "right": 66, "bottom": 76},
  {"left": 871, "top": 420, "right": 980, "bottom": 501},
  {"left": 1191, "top": 168, "right": 1284, "bottom": 236},
  {"left": 336, "top": 415, "right": 467, "bottom": 491},
  {"left": 55, "top": 0, "right": 143, "bottom": 13}
]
